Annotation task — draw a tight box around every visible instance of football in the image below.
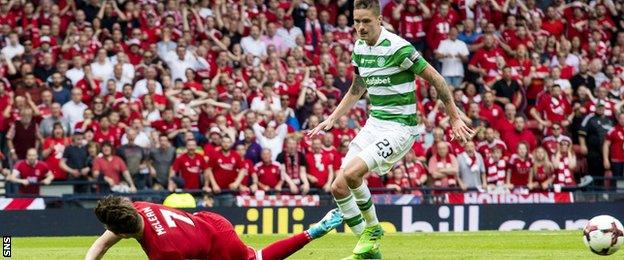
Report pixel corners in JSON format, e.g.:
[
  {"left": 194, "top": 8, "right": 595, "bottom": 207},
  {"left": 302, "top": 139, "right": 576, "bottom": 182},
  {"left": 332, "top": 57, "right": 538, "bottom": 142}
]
[{"left": 583, "top": 215, "right": 624, "bottom": 256}]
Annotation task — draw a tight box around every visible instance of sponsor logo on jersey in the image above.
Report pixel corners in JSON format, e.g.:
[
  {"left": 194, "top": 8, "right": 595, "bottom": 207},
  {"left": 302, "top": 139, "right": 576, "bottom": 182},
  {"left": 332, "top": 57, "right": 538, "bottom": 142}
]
[{"left": 365, "top": 76, "right": 391, "bottom": 86}]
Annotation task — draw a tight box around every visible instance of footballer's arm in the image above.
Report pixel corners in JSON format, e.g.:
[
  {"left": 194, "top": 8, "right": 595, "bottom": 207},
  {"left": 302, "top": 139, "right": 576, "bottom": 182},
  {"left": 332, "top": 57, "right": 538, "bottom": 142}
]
[
  {"left": 418, "top": 64, "right": 475, "bottom": 142},
  {"left": 309, "top": 73, "right": 367, "bottom": 135},
  {"left": 85, "top": 230, "right": 122, "bottom": 260}
]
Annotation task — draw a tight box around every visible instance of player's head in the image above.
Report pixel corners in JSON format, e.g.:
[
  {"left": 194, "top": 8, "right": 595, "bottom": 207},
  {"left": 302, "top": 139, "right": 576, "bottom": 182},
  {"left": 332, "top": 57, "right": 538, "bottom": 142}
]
[
  {"left": 353, "top": 0, "right": 382, "bottom": 44},
  {"left": 94, "top": 196, "right": 141, "bottom": 237}
]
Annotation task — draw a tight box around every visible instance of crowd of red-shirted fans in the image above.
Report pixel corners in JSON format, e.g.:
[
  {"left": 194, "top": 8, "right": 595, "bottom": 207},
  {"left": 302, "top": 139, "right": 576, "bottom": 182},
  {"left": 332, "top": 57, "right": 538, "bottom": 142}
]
[{"left": 1, "top": 0, "right": 624, "bottom": 197}]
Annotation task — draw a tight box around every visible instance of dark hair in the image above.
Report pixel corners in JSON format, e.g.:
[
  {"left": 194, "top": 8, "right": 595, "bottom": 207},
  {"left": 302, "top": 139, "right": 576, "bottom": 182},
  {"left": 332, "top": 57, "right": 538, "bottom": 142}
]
[
  {"left": 101, "top": 142, "right": 114, "bottom": 152},
  {"left": 354, "top": 0, "right": 381, "bottom": 15},
  {"left": 94, "top": 196, "right": 141, "bottom": 235}
]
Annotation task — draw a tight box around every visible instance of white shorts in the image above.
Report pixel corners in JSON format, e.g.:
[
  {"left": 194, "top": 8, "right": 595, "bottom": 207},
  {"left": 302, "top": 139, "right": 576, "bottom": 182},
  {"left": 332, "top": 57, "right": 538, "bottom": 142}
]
[{"left": 341, "top": 117, "right": 422, "bottom": 175}]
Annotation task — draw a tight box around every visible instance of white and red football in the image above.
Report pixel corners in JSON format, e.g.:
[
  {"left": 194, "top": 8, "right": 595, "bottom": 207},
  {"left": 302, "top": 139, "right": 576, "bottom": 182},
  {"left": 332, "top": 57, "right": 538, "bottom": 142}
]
[{"left": 583, "top": 215, "right": 624, "bottom": 256}]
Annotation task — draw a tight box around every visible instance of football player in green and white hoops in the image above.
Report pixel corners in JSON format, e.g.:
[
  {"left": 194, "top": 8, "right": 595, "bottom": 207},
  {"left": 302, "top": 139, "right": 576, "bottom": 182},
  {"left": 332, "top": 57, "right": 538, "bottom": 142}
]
[{"left": 309, "top": 0, "right": 475, "bottom": 258}]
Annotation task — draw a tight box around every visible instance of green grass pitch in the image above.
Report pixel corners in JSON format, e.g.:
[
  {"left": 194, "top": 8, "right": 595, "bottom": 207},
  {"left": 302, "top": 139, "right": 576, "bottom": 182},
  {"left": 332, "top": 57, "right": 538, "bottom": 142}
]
[{"left": 8, "top": 231, "right": 615, "bottom": 259}]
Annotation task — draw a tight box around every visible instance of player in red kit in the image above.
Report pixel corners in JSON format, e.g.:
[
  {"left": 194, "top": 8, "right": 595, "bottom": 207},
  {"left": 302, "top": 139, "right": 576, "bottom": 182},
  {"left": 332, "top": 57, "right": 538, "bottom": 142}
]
[{"left": 86, "top": 196, "right": 343, "bottom": 260}]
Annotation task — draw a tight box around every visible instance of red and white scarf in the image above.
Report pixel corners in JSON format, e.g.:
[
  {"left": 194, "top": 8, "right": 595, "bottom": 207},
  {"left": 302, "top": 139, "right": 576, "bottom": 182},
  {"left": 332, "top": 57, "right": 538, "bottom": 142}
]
[
  {"left": 305, "top": 19, "right": 323, "bottom": 49},
  {"left": 285, "top": 152, "right": 301, "bottom": 181}
]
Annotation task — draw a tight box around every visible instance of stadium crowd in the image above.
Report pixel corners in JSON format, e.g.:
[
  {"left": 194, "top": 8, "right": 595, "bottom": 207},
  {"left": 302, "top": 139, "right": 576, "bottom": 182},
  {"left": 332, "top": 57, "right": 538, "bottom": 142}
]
[{"left": 1, "top": 0, "right": 624, "bottom": 197}]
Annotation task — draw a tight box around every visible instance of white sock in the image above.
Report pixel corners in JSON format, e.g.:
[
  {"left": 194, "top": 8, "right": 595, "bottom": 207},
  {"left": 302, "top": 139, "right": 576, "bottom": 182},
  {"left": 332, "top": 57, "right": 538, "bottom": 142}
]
[
  {"left": 351, "top": 183, "right": 378, "bottom": 227},
  {"left": 335, "top": 194, "right": 365, "bottom": 235}
]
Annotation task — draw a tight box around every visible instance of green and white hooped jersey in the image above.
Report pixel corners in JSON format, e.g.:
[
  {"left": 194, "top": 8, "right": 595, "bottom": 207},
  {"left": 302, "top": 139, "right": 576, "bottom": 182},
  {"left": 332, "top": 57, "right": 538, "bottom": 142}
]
[{"left": 351, "top": 27, "right": 428, "bottom": 127}]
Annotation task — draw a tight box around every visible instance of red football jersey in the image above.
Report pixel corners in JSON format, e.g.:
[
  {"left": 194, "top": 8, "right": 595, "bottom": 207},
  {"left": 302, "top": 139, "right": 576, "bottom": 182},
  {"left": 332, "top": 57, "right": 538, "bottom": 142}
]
[
  {"left": 541, "top": 136, "right": 559, "bottom": 155},
  {"left": 479, "top": 103, "right": 504, "bottom": 123},
  {"left": 533, "top": 164, "right": 551, "bottom": 183},
  {"left": 172, "top": 153, "right": 207, "bottom": 189},
  {"left": 14, "top": 160, "right": 50, "bottom": 194},
  {"left": 240, "top": 158, "right": 255, "bottom": 187},
  {"left": 254, "top": 162, "right": 281, "bottom": 188},
  {"left": 133, "top": 202, "right": 252, "bottom": 260},
  {"left": 535, "top": 94, "right": 572, "bottom": 122},
  {"left": 331, "top": 128, "right": 356, "bottom": 148},
  {"left": 469, "top": 47, "right": 505, "bottom": 73},
  {"left": 509, "top": 154, "right": 532, "bottom": 186},
  {"left": 94, "top": 129, "right": 118, "bottom": 146},
  {"left": 208, "top": 151, "right": 243, "bottom": 189},
  {"left": 43, "top": 137, "right": 70, "bottom": 180},
  {"left": 305, "top": 152, "right": 332, "bottom": 188},
  {"left": 151, "top": 119, "right": 181, "bottom": 135},
  {"left": 404, "top": 161, "right": 427, "bottom": 187},
  {"left": 607, "top": 125, "right": 624, "bottom": 162}
]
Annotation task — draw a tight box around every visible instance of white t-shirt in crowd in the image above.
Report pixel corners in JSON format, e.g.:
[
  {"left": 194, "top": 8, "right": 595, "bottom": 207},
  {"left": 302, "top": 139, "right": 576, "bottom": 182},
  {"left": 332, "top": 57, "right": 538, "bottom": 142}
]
[{"left": 436, "top": 39, "right": 469, "bottom": 77}]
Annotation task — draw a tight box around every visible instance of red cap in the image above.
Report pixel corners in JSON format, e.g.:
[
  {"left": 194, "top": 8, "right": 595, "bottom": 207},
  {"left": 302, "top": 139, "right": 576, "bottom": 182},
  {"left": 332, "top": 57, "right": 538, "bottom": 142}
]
[{"left": 407, "top": 0, "right": 418, "bottom": 5}]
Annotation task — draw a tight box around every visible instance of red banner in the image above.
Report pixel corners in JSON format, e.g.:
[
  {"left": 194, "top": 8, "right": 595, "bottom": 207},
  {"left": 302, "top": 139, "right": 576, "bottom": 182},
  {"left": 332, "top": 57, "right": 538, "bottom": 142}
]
[{"left": 445, "top": 192, "right": 574, "bottom": 204}]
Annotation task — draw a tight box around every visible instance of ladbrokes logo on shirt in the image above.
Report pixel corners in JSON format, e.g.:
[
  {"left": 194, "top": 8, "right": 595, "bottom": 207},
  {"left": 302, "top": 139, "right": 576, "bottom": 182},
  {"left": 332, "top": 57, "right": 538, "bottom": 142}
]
[{"left": 365, "top": 76, "right": 391, "bottom": 86}]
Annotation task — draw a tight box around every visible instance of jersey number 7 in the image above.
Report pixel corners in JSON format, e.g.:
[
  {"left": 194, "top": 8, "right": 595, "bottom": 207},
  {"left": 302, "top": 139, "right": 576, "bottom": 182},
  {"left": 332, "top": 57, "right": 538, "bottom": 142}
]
[{"left": 161, "top": 209, "right": 195, "bottom": 228}]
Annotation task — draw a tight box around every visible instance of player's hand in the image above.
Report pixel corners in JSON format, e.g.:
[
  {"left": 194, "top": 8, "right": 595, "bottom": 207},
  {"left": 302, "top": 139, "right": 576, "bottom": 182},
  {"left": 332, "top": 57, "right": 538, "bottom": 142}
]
[
  {"left": 41, "top": 178, "right": 52, "bottom": 185},
  {"left": 129, "top": 185, "right": 137, "bottom": 193},
  {"left": 20, "top": 179, "right": 30, "bottom": 186},
  {"left": 308, "top": 116, "right": 336, "bottom": 136},
  {"left": 203, "top": 185, "right": 212, "bottom": 193},
  {"left": 228, "top": 182, "right": 239, "bottom": 191},
  {"left": 81, "top": 167, "right": 90, "bottom": 175},
  {"left": 449, "top": 118, "right": 475, "bottom": 143}
]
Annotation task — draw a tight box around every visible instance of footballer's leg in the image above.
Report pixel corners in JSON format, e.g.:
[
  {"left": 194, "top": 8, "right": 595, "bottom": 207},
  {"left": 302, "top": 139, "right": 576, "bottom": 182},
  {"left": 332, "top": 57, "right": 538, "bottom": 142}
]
[
  {"left": 343, "top": 131, "right": 418, "bottom": 259},
  {"left": 339, "top": 157, "right": 383, "bottom": 260},
  {"left": 255, "top": 209, "right": 343, "bottom": 260},
  {"left": 332, "top": 128, "right": 375, "bottom": 237}
]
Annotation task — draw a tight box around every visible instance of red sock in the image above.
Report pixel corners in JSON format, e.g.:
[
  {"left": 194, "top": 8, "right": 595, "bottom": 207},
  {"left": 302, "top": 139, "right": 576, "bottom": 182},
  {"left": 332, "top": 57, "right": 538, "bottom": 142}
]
[{"left": 259, "top": 232, "right": 312, "bottom": 260}]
